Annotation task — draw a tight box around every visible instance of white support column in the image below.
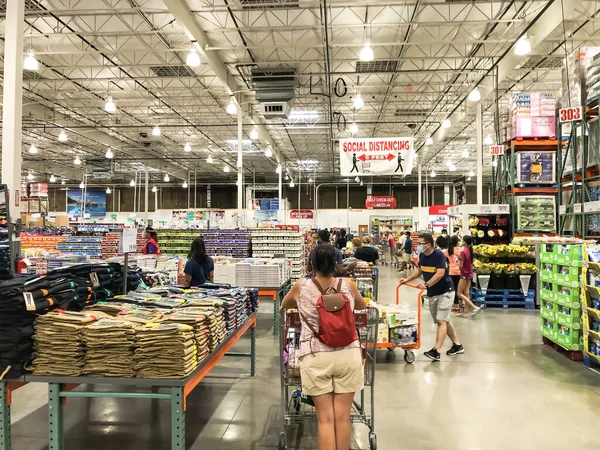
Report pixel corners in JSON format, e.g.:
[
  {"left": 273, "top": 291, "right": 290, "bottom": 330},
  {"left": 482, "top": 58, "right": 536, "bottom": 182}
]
[
  {"left": 1, "top": 0, "right": 25, "bottom": 216},
  {"left": 476, "top": 102, "right": 483, "bottom": 204},
  {"left": 237, "top": 108, "right": 243, "bottom": 214},
  {"left": 144, "top": 165, "right": 149, "bottom": 223},
  {"left": 278, "top": 165, "right": 282, "bottom": 222},
  {"left": 418, "top": 164, "right": 422, "bottom": 209}
]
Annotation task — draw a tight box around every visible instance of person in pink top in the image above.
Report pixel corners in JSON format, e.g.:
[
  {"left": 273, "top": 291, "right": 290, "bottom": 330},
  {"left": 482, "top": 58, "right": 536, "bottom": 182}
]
[
  {"left": 387, "top": 232, "right": 399, "bottom": 265},
  {"left": 457, "top": 236, "right": 481, "bottom": 318},
  {"left": 444, "top": 235, "right": 462, "bottom": 309}
]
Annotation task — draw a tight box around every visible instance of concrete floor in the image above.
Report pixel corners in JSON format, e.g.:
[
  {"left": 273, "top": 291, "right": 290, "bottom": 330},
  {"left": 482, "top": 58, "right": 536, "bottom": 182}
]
[{"left": 9, "top": 265, "right": 600, "bottom": 449}]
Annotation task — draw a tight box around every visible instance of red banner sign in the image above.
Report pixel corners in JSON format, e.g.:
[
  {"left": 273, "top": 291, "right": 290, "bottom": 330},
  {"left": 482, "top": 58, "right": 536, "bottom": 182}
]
[
  {"left": 366, "top": 196, "right": 397, "bottom": 209},
  {"left": 428, "top": 205, "right": 452, "bottom": 215},
  {"left": 275, "top": 224, "right": 300, "bottom": 231},
  {"left": 290, "top": 209, "right": 314, "bottom": 219}
]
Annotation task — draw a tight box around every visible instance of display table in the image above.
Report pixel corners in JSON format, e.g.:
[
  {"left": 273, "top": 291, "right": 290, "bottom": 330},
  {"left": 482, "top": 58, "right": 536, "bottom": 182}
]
[
  {"left": 0, "top": 314, "right": 256, "bottom": 450},
  {"left": 248, "top": 280, "right": 291, "bottom": 335}
]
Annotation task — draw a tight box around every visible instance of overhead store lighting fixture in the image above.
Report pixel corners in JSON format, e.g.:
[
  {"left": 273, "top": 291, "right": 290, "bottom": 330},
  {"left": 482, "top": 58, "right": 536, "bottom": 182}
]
[
  {"left": 446, "top": 161, "right": 453, "bottom": 167},
  {"left": 265, "top": 147, "right": 273, "bottom": 158},
  {"left": 308, "top": 177, "right": 314, "bottom": 183},
  {"left": 105, "top": 149, "right": 114, "bottom": 159},
  {"left": 104, "top": 96, "right": 116, "bottom": 113},
  {"left": 289, "top": 180, "right": 295, "bottom": 188},
  {"left": 61, "top": 180, "right": 66, "bottom": 185},
  {"left": 484, "top": 135, "right": 493, "bottom": 145},
  {"left": 23, "top": 53, "right": 39, "bottom": 71},
  {"left": 353, "top": 94, "right": 364, "bottom": 109},
  {"left": 514, "top": 35, "right": 532, "bottom": 56},
  {"left": 152, "top": 126, "right": 161, "bottom": 136},
  {"left": 431, "top": 170, "right": 437, "bottom": 178},
  {"left": 106, "top": 187, "right": 111, "bottom": 194},
  {"left": 129, "top": 179, "right": 135, "bottom": 187},
  {"left": 164, "top": 173, "right": 170, "bottom": 182},
  {"left": 350, "top": 122, "right": 358, "bottom": 134},
  {"left": 26, "top": 172, "right": 34, "bottom": 181},
  {"left": 49, "top": 174, "right": 56, "bottom": 183},
  {"left": 182, "top": 181, "right": 188, "bottom": 188},
  {"left": 207, "top": 154, "right": 213, "bottom": 164},
  {"left": 73, "top": 156, "right": 81, "bottom": 165},
  {"left": 449, "top": 164, "right": 457, "bottom": 171},
  {"left": 250, "top": 127, "right": 259, "bottom": 140},
  {"left": 467, "top": 176, "right": 472, "bottom": 181},
  {"left": 468, "top": 170, "right": 475, "bottom": 177},
  {"left": 462, "top": 149, "right": 469, "bottom": 158},
  {"left": 276, "top": 165, "right": 282, "bottom": 174},
  {"left": 28, "top": 144, "right": 37, "bottom": 154},
  {"left": 355, "top": 176, "right": 360, "bottom": 183},
  {"left": 79, "top": 181, "right": 85, "bottom": 189},
  {"left": 184, "top": 144, "right": 192, "bottom": 153},
  {"left": 468, "top": 88, "right": 481, "bottom": 102},
  {"left": 425, "top": 137, "right": 433, "bottom": 145},
  {"left": 226, "top": 98, "right": 237, "bottom": 115},
  {"left": 186, "top": 47, "right": 201, "bottom": 67},
  {"left": 442, "top": 119, "right": 451, "bottom": 129},
  {"left": 152, "top": 186, "right": 158, "bottom": 193},
  {"left": 359, "top": 42, "right": 374, "bottom": 61},
  {"left": 360, "top": 180, "right": 363, "bottom": 186},
  {"left": 224, "top": 165, "right": 230, "bottom": 172},
  {"left": 492, "top": 159, "right": 498, "bottom": 167},
  {"left": 58, "top": 130, "right": 68, "bottom": 142}
]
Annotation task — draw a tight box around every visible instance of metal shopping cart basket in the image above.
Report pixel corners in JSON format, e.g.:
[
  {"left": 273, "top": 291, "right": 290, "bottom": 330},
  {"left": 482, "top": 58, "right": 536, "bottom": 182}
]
[
  {"left": 354, "top": 266, "right": 379, "bottom": 302},
  {"left": 376, "top": 282, "right": 423, "bottom": 363},
  {"left": 279, "top": 307, "right": 379, "bottom": 450}
]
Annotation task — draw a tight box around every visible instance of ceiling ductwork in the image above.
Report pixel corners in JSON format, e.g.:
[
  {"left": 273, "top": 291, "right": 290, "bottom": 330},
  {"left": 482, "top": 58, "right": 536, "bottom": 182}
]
[{"left": 251, "top": 68, "right": 296, "bottom": 118}]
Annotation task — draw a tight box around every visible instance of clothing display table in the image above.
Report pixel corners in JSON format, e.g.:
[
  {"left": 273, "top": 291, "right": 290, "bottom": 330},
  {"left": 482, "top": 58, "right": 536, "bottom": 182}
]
[{"left": 248, "top": 281, "right": 291, "bottom": 335}]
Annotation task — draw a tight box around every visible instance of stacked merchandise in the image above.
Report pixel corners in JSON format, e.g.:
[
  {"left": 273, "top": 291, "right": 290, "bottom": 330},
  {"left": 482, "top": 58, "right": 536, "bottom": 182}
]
[
  {"left": 585, "top": 50, "right": 600, "bottom": 102},
  {"left": 213, "top": 256, "right": 238, "bottom": 285},
  {"left": 516, "top": 196, "right": 556, "bottom": 233},
  {"left": 468, "top": 214, "right": 511, "bottom": 245},
  {"left": 158, "top": 229, "right": 200, "bottom": 256},
  {"left": 21, "top": 235, "right": 66, "bottom": 255},
  {"left": 251, "top": 229, "right": 305, "bottom": 281},
  {"left": 57, "top": 236, "right": 103, "bottom": 258},
  {"left": 161, "top": 310, "right": 211, "bottom": 363},
  {"left": 179, "top": 306, "right": 226, "bottom": 352},
  {"left": 102, "top": 231, "right": 122, "bottom": 258},
  {"left": 134, "top": 323, "right": 197, "bottom": 378},
  {"left": 0, "top": 186, "right": 12, "bottom": 280},
  {"left": 203, "top": 229, "right": 251, "bottom": 257},
  {"left": 27, "top": 183, "right": 49, "bottom": 198},
  {"left": 581, "top": 244, "right": 600, "bottom": 369},
  {"left": 506, "top": 92, "right": 557, "bottom": 140},
  {"left": 234, "top": 258, "right": 289, "bottom": 287},
  {"left": 540, "top": 243, "right": 583, "bottom": 351},
  {"left": 81, "top": 319, "right": 137, "bottom": 377},
  {"left": 31, "top": 311, "right": 97, "bottom": 376}
]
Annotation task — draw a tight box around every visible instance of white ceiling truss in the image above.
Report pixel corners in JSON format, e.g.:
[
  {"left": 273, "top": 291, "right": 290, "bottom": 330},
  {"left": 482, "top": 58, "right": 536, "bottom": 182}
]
[{"left": 1, "top": 0, "right": 600, "bottom": 186}]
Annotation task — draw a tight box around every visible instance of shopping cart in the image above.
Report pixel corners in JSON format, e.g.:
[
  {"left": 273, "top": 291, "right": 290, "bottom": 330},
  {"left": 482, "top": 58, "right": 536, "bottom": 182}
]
[
  {"left": 279, "top": 307, "right": 379, "bottom": 450},
  {"left": 354, "top": 266, "right": 379, "bottom": 302},
  {"left": 376, "top": 282, "right": 423, "bottom": 364},
  {"left": 377, "top": 241, "right": 389, "bottom": 266}
]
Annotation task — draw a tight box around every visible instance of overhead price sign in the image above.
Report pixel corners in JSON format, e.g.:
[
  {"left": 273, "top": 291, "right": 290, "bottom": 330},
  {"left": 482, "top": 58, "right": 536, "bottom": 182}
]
[
  {"left": 559, "top": 106, "right": 583, "bottom": 123},
  {"left": 339, "top": 137, "right": 414, "bottom": 176},
  {"left": 490, "top": 145, "right": 504, "bottom": 156}
]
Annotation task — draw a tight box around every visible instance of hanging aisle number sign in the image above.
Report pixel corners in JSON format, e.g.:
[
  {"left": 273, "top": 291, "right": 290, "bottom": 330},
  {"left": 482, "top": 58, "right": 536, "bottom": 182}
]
[
  {"left": 490, "top": 145, "right": 504, "bottom": 156},
  {"left": 559, "top": 106, "right": 583, "bottom": 123}
]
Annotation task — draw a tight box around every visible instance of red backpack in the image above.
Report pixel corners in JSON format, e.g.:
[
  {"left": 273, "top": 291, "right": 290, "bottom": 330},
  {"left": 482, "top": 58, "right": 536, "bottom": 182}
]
[{"left": 300, "top": 278, "right": 358, "bottom": 348}]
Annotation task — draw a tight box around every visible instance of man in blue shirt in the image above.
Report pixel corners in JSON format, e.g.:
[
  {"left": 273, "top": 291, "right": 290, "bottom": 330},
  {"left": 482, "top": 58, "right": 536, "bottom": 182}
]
[
  {"left": 307, "top": 230, "right": 355, "bottom": 275},
  {"left": 400, "top": 233, "right": 463, "bottom": 361}
]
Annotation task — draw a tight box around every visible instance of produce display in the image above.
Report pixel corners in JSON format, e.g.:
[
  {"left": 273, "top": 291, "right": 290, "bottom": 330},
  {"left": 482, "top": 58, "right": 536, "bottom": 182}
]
[
  {"left": 516, "top": 196, "right": 556, "bottom": 232},
  {"left": 468, "top": 215, "right": 510, "bottom": 244},
  {"left": 474, "top": 260, "right": 537, "bottom": 275},
  {"left": 473, "top": 244, "right": 533, "bottom": 258}
]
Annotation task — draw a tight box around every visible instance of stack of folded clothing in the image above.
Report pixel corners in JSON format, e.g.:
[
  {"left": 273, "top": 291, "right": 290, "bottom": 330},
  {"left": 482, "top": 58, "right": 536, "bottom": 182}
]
[
  {"left": 162, "top": 310, "right": 210, "bottom": 363},
  {"left": 176, "top": 306, "right": 226, "bottom": 352},
  {"left": 31, "top": 311, "right": 98, "bottom": 376},
  {"left": 134, "top": 323, "right": 197, "bottom": 378},
  {"left": 81, "top": 319, "right": 137, "bottom": 377},
  {"left": 248, "top": 288, "right": 259, "bottom": 314}
]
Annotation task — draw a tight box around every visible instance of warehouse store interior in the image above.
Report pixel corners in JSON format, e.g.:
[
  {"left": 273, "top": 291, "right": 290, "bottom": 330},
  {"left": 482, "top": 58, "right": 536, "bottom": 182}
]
[{"left": 2, "top": 0, "right": 600, "bottom": 449}]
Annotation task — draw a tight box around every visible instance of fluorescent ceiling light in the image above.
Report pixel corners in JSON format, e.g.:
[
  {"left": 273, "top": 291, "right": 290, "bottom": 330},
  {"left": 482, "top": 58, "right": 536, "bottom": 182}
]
[
  {"left": 484, "top": 135, "right": 493, "bottom": 145},
  {"left": 250, "top": 127, "right": 259, "bottom": 140},
  {"left": 353, "top": 94, "right": 364, "bottom": 109},
  {"left": 74, "top": 156, "right": 81, "bottom": 165},
  {"left": 27, "top": 173, "right": 34, "bottom": 181},
  {"left": 49, "top": 174, "right": 56, "bottom": 183},
  {"left": 184, "top": 144, "right": 192, "bottom": 152},
  {"left": 226, "top": 98, "right": 237, "bottom": 115},
  {"left": 29, "top": 144, "right": 37, "bottom": 154},
  {"left": 186, "top": 48, "right": 201, "bottom": 67},
  {"left": 58, "top": 130, "right": 68, "bottom": 142},
  {"left": 207, "top": 154, "right": 213, "bottom": 163},
  {"left": 288, "top": 111, "right": 319, "bottom": 119},
  {"left": 350, "top": 122, "right": 358, "bottom": 134},
  {"left": 514, "top": 35, "right": 531, "bottom": 56},
  {"left": 265, "top": 147, "right": 273, "bottom": 157},
  {"left": 152, "top": 186, "right": 158, "bottom": 193},
  {"left": 164, "top": 173, "right": 170, "bottom": 182},
  {"left": 23, "top": 53, "right": 39, "bottom": 71},
  {"left": 152, "top": 126, "right": 161, "bottom": 136},
  {"left": 442, "top": 119, "right": 451, "bottom": 129},
  {"left": 425, "top": 137, "right": 433, "bottom": 145},
  {"left": 182, "top": 181, "right": 188, "bottom": 188},
  {"left": 104, "top": 96, "right": 116, "bottom": 113},
  {"left": 79, "top": 181, "right": 85, "bottom": 189},
  {"left": 431, "top": 170, "right": 436, "bottom": 177},
  {"left": 105, "top": 149, "right": 114, "bottom": 159},
  {"left": 106, "top": 187, "right": 111, "bottom": 194},
  {"left": 129, "top": 179, "right": 135, "bottom": 187},
  {"left": 360, "top": 42, "right": 374, "bottom": 61},
  {"left": 224, "top": 165, "right": 230, "bottom": 172},
  {"left": 462, "top": 149, "right": 469, "bottom": 158},
  {"left": 226, "top": 139, "right": 252, "bottom": 145},
  {"left": 468, "top": 88, "right": 481, "bottom": 102}
]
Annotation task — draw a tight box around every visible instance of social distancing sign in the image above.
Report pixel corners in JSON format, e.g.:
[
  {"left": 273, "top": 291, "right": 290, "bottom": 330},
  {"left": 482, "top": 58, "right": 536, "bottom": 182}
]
[{"left": 339, "top": 137, "right": 415, "bottom": 176}]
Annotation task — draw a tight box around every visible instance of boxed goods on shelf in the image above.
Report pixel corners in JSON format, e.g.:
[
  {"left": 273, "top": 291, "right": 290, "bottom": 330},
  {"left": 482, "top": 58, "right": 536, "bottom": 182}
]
[
  {"left": 251, "top": 229, "right": 305, "bottom": 282},
  {"left": 203, "top": 229, "right": 251, "bottom": 258}
]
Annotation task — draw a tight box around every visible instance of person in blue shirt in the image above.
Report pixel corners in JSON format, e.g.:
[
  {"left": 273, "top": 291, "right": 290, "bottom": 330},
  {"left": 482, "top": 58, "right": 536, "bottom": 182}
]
[
  {"left": 400, "top": 232, "right": 463, "bottom": 361},
  {"left": 184, "top": 238, "right": 215, "bottom": 287}
]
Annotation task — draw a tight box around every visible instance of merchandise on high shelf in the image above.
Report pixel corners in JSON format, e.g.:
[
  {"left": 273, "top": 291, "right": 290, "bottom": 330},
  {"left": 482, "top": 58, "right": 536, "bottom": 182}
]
[
  {"left": 539, "top": 243, "right": 584, "bottom": 353},
  {"left": 516, "top": 196, "right": 556, "bottom": 233},
  {"left": 158, "top": 229, "right": 201, "bottom": 256},
  {"left": 0, "top": 184, "right": 12, "bottom": 279},
  {"left": 581, "top": 244, "right": 600, "bottom": 371},
  {"left": 203, "top": 229, "right": 251, "bottom": 258},
  {"left": 251, "top": 229, "right": 305, "bottom": 282}
]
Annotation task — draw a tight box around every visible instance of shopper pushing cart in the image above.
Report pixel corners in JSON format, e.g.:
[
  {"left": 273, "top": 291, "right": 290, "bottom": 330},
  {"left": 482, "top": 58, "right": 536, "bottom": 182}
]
[{"left": 280, "top": 245, "right": 378, "bottom": 450}]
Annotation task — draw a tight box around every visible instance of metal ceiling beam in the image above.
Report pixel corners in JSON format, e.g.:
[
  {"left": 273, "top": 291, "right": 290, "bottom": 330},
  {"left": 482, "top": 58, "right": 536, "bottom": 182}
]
[{"left": 161, "top": 0, "right": 283, "bottom": 164}]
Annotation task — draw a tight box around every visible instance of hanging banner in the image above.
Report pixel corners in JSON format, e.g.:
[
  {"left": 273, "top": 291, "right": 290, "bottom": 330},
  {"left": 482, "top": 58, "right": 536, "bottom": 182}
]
[
  {"left": 290, "top": 209, "right": 314, "bottom": 219},
  {"left": 453, "top": 177, "right": 467, "bottom": 205},
  {"left": 365, "top": 196, "right": 397, "bottom": 209},
  {"left": 339, "top": 137, "right": 415, "bottom": 176}
]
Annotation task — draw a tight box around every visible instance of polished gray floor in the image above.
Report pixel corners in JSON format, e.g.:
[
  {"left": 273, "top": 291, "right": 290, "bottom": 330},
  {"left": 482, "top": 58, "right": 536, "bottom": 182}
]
[{"left": 9, "top": 266, "right": 600, "bottom": 449}]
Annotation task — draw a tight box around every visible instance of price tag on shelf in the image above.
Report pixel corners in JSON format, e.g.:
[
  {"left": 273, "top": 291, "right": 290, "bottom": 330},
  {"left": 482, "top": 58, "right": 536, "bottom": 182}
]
[
  {"left": 90, "top": 272, "right": 100, "bottom": 288},
  {"left": 489, "top": 145, "right": 504, "bottom": 156},
  {"left": 574, "top": 203, "right": 582, "bottom": 213},
  {"left": 23, "top": 292, "right": 36, "bottom": 311},
  {"left": 559, "top": 106, "right": 583, "bottom": 123}
]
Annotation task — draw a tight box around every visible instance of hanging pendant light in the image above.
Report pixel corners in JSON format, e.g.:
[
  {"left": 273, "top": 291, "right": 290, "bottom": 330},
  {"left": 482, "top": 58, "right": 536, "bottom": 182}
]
[
  {"left": 182, "top": 181, "right": 188, "bottom": 188},
  {"left": 79, "top": 181, "right": 85, "bottom": 189},
  {"left": 58, "top": 130, "right": 68, "bottom": 142},
  {"left": 49, "top": 174, "right": 56, "bottom": 183},
  {"left": 250, "top": 127, "right": 259, "bottom": 140},
  {"left": 468, "top": 88, "right": 481, "bottom": 102},
  {"left": 468, "top": 170, "right": 475, "bottom": 177},
  {"left": 350, "top": 122, "right": 358, "bottom": 134},
  {"left": 265, "top": 147, "right": 273, "bottom": 158},
  {"left": 442, "top": 119, "right": 451, "bottom": 129},
  {"left": 186, "top": 47, "right": 201, "bottom": 67},
  {"left": 164, "top": 173, "right": 170, "bottom": 182},
  {"left": 105, "top": 149, "right": 114, "bottom": 159},
  {"left": 74, "top": 156, "right": 81, "bottom": 165},
  {"left": 104, "top": 96, "right": 116, "bottom": 113},
  {"left": 359, "top": 42, "right": 374, "bottom": 61},
  {"left": 184, "top": 144, "right": 192, "bottom": 152},
  {"left": 431, "top": 170, "right": 437, "bottom": 177},
  {"left": 226, "top": 98, "right": 237, "bottom": 115},
  {"left": 484, "top": 135, "right": 493, "bottom": 145},
  {"left": 514, "top": 35, "right": 531, "bottom": 56},
  {"left": 207, "top": 154, "right": 214, "bottom": 163},
  {"left": 23, "top": 53, "right": 39, "bottom": 71},
  {"left": 152, "top": 186, "right": 158, "bottom": 193},
  {"left": 106, "top": 187, "right": 112, "bottom": 194},
  {"left": 355, "top": 176, "right": 360, "bottom": 183},
  {"left": 224, "top": 165, "right": 230, "bottom": 172},
  {"left": 129, "top": 179, "right": 135, "bottom": 187},
  {"left": 26, "top": 172, "right": 34, "bottom": 181},
  {"left": 289, "top": 180, "right": 295, "bottom": 188},
  {"left": 425, "top": 137, "right": 433, "bottom": 145},
  {"left": 29, "top": 144, "right": 38, "bottom": 154},
  {"left": 353, "top": 94, "right": 365, "bottom": 109},
  {"left": 276, "top": 165, "right": 282, "bottom": 174},
  {"left": 462, "top": 149, "right": 469, "bottom": 158},
  {"left": 152, "top": 126, "right": 161, "bottom": 136}
]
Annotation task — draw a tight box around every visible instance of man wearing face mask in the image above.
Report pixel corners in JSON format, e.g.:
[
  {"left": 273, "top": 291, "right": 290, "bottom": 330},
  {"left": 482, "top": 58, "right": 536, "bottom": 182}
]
[
  {"left": 400, "top": 233, "right": 463, "bottom": 361},
  {"left": 435, "top": 228, "right": 450, "bottom": 250}
]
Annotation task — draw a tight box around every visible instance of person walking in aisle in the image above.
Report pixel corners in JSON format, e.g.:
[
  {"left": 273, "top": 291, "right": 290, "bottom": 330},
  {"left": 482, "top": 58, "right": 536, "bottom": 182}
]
[
  {"left": 457, "top": 235, "right": 481, "bottom": 318},
  {"left": 445, "top": 235, "right": 462, "bottom": 312},
  {"left": 142, "top": 227, "right": 161, "bottom": 255},
  {"left": 281, "top": 245, "right": 367, "bottom": 450},
  {"left": 400, "top": 233, "right": 463, "bottom": 361},
  {"left": 387, "top": 232, "right": 399, "bottom": 266},
  {"left": 353, "top": 238, "right": 379, "bottom": 264},
  {"left": 336, "top": 229, "right": 348, "bottom": 250},
  {"left": 307, "top": 230, "right": 355, "bottom": 275},
  {"left": 183, "top": 238, "right": 215, "bottom": 287}
]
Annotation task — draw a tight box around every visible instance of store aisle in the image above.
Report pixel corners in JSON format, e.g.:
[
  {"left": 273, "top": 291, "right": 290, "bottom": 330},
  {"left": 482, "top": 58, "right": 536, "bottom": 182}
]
[{"left": 9, "top": 266, "right": 600, "bottom": 449}]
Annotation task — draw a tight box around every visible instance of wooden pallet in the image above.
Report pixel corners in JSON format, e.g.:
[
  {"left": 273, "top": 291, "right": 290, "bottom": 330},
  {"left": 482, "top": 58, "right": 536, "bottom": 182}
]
[{"left": 542, "top": 336, "right": 584, "bottom": 361}]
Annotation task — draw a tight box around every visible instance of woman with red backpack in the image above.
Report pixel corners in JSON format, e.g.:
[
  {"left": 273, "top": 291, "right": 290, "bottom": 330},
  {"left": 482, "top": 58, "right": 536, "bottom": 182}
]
[{"left": 281, "top": 244, "right": 367, "bottom": 450}]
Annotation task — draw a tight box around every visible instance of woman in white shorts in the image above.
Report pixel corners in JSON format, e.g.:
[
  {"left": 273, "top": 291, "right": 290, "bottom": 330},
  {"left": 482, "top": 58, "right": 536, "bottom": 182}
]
[{"left": 281, "top": 244, "right": 367, "bottom": 450}]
